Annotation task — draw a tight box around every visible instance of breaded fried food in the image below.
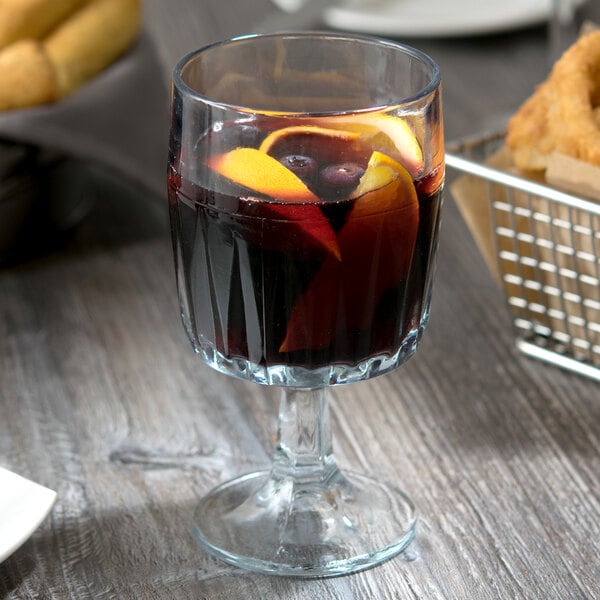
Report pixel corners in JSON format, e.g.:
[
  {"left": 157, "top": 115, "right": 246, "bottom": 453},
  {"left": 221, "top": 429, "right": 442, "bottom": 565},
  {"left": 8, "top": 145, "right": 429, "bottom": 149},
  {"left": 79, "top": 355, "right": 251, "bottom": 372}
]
[{"left": 507, "top": 30, "right": 600, "bottom": 170}]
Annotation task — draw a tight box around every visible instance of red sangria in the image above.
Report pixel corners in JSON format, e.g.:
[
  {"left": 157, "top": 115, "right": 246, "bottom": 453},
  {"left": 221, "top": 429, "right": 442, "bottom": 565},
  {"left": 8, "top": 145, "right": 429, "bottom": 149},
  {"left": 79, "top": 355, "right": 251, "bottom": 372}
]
[
  {"left": 168, "top": 113, "right": 443, "bottom": 384},
  {"left": 168, "top": 32, "right": 444, "bottom": 577}
]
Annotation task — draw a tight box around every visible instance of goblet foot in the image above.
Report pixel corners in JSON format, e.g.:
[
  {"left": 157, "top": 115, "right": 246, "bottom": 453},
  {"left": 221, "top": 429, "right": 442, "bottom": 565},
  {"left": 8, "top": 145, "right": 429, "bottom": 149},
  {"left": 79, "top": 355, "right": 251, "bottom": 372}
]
[{"left": 192, "top": 468, "right": 416, "bottom": 578}]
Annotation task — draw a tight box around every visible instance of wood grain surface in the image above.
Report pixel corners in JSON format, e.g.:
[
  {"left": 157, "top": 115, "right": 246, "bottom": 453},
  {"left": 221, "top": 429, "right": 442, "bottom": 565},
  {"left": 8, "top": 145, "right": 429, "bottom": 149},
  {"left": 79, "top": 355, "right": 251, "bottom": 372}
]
[{"left": 1, "top": 1, "right": 599, "bottom": 598}]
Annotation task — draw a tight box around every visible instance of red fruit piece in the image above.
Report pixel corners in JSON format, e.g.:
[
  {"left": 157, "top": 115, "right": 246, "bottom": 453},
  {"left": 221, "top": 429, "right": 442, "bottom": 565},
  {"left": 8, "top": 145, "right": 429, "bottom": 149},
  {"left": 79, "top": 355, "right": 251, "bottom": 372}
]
[
  {"left": 206, "top": 146, "right": 341, "bottom": 261},
  {"left": 279, "top": 155, "right": 419, "bottom": 353},
  {"left": 238, "top": 198, "right": 341, "bottom": 262}
]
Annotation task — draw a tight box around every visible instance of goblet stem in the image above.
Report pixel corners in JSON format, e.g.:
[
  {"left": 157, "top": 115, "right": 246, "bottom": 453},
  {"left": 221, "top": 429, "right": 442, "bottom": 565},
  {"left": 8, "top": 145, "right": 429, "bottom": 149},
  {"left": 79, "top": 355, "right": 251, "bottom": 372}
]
[
  {"left": 192, "top": 383, "right": 417, "bottom": 577},
  {"left": 272, "top": 387, "right": 337, "bottom": 484}
]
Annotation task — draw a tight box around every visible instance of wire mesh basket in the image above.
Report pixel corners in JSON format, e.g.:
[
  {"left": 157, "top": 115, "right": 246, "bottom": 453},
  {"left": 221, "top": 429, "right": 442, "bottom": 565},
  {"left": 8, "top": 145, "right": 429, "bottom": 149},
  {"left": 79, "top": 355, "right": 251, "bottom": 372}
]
[{"left": 447, "top": 132, "right": 600, "bottom": 382}]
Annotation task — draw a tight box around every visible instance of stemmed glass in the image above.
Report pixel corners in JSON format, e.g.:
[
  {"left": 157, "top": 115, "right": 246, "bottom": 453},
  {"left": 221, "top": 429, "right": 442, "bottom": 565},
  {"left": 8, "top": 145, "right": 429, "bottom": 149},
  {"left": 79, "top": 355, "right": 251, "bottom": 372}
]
[{"left": 167, "top": 32, "right": 444, "bottom": 577}]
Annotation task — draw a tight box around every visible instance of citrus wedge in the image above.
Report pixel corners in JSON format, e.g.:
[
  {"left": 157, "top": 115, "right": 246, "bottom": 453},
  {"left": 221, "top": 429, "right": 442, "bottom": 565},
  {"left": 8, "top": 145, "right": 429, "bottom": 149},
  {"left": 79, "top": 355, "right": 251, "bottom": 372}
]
[
  {"left": 279, "top": 151, "right": 419, "bottom": 353},
  {"left": 206, "top": 147, "right": 340, "bottom": 260},
  {"left": 350, "top": 150, "right": 408, "bottom": 199},
  {"left": 259, "top": 125, "right": 365, "bottom": 165},
  {"left": 207, "top": 147, "right": 319, "bottom": 203},
  {"left": 320, "top": 114, "right": 424, "bottom": 178}
]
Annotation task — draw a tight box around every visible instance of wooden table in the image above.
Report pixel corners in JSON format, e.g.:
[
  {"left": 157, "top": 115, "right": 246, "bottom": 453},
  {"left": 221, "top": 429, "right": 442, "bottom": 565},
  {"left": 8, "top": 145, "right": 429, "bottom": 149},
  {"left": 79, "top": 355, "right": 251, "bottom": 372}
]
[{"left": 2, "top": 1, "right": 599, "bottom": 598}]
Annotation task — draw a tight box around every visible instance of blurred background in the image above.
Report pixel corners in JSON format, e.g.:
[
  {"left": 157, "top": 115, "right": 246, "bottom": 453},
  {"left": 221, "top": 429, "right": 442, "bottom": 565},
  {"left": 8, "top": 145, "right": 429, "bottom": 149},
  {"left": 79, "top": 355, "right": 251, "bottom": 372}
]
[{"left": 0, "top": 0, "right": 595, "bottom": 266}]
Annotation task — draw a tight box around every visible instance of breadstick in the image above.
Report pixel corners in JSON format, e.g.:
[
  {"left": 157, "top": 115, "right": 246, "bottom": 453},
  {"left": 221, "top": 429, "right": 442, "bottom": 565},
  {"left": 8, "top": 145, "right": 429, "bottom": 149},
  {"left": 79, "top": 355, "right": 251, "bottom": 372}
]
[
  {"left": 0, "top": 39, "right": 57, "bottom": 109},
  {"left": 43, "top": 0, "right": 141, "bottom": 97},
  {"left": 0, "top": 0, "right": 85, "bottom": 50}
]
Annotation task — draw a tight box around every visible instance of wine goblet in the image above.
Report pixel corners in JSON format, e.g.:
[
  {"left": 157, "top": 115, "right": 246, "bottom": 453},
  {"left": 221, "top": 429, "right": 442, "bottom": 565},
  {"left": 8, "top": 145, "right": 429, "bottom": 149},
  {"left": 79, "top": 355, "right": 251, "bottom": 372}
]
[{"left": 167, "top": 31, "right": 444, "bottom": 577}]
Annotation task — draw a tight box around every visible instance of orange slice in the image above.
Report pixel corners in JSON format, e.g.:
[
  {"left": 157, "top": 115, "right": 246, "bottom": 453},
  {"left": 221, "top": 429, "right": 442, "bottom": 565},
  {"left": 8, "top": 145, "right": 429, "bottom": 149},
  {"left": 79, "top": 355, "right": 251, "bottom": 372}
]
[
  {"left": 279, "top": 151, "right": 419, "bottom": 353},
  {"left": 206, "top": 147, "right": 340, "bottom": 260},
  {"left": 207, "top": 147, "right": 319, "bottom": 203},
  {"left": 320, "top": 114, "right": 424, "bottom": 178},
  {"left": 259, "top": 125, "right": 365, "bottom": 165},
  {"left": 350, "top": 150, "right": 407, "bottom": 199}
]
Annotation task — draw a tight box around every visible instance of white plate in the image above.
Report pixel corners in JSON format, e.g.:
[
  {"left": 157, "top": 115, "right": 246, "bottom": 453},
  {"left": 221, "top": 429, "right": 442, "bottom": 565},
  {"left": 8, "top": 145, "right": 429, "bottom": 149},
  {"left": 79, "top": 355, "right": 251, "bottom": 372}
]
[
  {"left": 272, "top": 0, "right": 587, "bottom": 38},
  {"left": 0, "top": 467, "right": 57, "bottom": 563}
]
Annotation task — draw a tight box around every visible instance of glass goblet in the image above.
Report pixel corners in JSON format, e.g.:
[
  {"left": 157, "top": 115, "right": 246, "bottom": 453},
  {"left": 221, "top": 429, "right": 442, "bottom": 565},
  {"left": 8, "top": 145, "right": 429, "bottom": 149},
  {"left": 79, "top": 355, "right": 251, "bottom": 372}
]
[{"left": 167, "top": 32, "right": 444, "bottom": 577}]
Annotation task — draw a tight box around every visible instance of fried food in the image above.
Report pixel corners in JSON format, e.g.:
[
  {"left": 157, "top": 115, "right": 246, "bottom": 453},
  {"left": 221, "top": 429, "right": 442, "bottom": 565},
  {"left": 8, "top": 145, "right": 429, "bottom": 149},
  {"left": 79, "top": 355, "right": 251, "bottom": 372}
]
[
  {"left": 0, "top": 0, "right": 141, "bottom": 110},
  {"left": 506, "top": 29, "right": 600, "bottom": 170}
]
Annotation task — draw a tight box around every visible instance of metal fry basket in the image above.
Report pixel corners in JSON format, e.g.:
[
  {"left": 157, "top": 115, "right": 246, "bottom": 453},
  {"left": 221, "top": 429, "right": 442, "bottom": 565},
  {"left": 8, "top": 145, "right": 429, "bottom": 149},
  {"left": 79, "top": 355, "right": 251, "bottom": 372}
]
[{"left": 447, "top": 132, "right": 600, "bottom": 382}]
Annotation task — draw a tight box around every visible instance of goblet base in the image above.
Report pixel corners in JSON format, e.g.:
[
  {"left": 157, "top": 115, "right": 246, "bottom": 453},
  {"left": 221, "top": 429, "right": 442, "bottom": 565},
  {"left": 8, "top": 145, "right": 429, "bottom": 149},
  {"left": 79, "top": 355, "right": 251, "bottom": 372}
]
[{"left": 192, "top": 468, "right": 416, "bottom": 578}]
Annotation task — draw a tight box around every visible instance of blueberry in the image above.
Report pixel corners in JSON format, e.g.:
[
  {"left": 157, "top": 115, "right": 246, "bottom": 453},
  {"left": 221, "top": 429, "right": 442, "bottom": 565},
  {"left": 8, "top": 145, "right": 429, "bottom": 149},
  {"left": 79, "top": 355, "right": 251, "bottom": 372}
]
[
  {"left": 319, "top": 162, "right": 365, "bottom": 198},
  {"left": 279, "top": 154, "right": 318, "bottom": 181}
]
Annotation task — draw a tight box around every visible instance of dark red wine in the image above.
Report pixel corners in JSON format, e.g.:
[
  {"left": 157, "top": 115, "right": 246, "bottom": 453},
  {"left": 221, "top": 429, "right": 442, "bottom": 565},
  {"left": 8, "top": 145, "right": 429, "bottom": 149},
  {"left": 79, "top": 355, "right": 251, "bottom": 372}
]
[{"left": 168, "top": 118, "right": 443, "bottom": 379}]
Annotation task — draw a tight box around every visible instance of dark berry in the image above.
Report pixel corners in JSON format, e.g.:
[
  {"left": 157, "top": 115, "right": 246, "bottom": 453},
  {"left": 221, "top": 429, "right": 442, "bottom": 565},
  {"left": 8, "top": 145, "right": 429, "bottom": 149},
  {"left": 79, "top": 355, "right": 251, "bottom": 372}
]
[
  {"left": 279, "top": 154, "right": 318, "bottom": 181},
  {"left": 318, "top": 162, "right": 365, "bottom": 198},
  {"left": 320, "top": 163, "right": 365, "bottom": 187}
]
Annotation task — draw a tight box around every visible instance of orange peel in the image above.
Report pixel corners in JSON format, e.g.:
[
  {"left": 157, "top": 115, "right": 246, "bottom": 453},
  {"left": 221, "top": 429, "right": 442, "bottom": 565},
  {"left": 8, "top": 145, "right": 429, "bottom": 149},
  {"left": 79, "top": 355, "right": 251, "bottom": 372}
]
[
  {"left": 259, "top": 124, "right": 365, "bottom": 166},
  {"left": 319, "top": 114, "right": 424, "bottom": 177},
  {"left": 206, "top": 147, "right": 319, "bottom": 203}
]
